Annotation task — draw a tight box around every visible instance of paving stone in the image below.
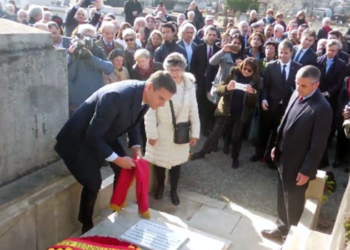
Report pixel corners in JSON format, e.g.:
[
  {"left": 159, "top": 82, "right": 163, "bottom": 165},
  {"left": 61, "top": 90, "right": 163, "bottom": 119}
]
[
  {"left": 188, "top": 205, "right": 241, "bottom": 237},
  {"left": 178, "top": 188, "right": 228, "bottom": 210}
]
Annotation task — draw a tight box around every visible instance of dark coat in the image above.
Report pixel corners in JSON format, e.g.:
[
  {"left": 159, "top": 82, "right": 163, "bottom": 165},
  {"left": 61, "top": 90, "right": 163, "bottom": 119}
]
[
  {"left": 124, "top": 0, "right": 142, "bottom": 26},
  {"left": 274, "top": 90, "right": 332, "bottom": 187},
  {"left": 54, "top": 81, "right": 147, "bottom": 183},
  {"left": 292, "top": 45, "right": 317, "bottom": 66},
  {"left": 64, "top": 6, "right": 101, "bottom": 37},
  {"left": 316, "top": 54, "right": 346, "bottom": 108},
  {"left": 183, "top": 7, "right": 204, "bottom": 29},
  {"left": 338, "top": 77, "right": 350, "bottom": 118},
  {"left": 190, "top": 42, "right": 220, "bottom": 93},
  {"left": 61, "top": 36, "right": 72, "bottom": 49},
  {"left": 261, "top": 60, "right": 302, "bottom": 114},
  {"left": 154, "top": 40, "right": 187, "bottom": 63},
  {"left": 316, "top": 27, "right": 331, "bottom": 41},
  {"left": 215, "top": 67, "right": 263, "bottom": 123}
]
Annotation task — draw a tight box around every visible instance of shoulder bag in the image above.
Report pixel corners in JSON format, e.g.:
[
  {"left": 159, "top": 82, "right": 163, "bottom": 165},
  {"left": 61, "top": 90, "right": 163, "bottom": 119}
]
[{"left": 169, "top": 100, "right": 191, "bottom": 144}]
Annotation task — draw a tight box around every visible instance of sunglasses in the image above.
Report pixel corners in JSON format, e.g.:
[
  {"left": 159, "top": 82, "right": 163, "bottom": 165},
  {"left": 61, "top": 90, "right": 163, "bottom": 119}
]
[
  {"left": 243, "top": 67, "right": 253, "bottom": 73},
  {"left": 125, "top": 38, "right": 134, "bottom": 42}
]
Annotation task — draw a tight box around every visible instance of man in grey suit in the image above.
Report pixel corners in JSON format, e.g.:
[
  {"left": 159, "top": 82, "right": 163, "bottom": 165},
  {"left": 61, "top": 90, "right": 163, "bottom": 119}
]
[
  {"left": 177, "top": 22, "right": 197, "bottom": 71},
  {"left": 261, "top": 65, "right": 332, "bottom": 240},
  {"left": 54, "top": 71, "right": 176, "bottom": 233}
]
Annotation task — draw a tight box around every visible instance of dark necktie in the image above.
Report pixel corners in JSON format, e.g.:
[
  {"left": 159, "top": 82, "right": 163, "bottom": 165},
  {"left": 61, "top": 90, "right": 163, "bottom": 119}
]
[
  {"left": 208, "top": 47, "right": 213, "bottom": 60},
  {"left": 281, "top": 64, "right": 287, "bottom": 82},
  {"left": 294, "top": 49, "right": 303, "bottom": 62}
]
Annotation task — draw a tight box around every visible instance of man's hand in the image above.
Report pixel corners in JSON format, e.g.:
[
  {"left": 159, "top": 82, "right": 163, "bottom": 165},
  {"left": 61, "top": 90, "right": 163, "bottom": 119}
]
[
  {"left": 296, "top": 172, "right": 309, "bottom": 186},
  {"left": 189, "top": 138, "right": 198, "bottom": 147},
  {"left": 68, "top": 44, "right": 77, "bottom": 54},
  {"left": 113, "top": 157, "right": 135, "bottom": 169},
  {"left": 271, "top": 147, "right": 275, "bottom": 161},
  {"left": 207, "top": 92, "right": 211, "bottom": 99},
  {"left": 94, "top": 0, "right": 102, "bottom": 10},
  {"left": 132, "top": 146, "right": 142, "bottom": 159},
  {"left": 148, "top": 139, "right": 157, "bottom": 146},
  {"left": 132, "top": 11, "right": 137, "bottom": 16},
  {"left": 227, "top": 80, "right": 235, "bottom": 91},
  {"left": 343, "top": 106, "right": 350, "bottom": 119},
  {"left": 261, "top": 100, "right": 269, "bottom": 110}
]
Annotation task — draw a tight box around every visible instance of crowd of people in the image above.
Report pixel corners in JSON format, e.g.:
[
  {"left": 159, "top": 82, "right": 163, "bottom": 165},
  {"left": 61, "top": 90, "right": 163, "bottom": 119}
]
[{"left": 3, "top": 0, "right": 350, "bottom": 245}]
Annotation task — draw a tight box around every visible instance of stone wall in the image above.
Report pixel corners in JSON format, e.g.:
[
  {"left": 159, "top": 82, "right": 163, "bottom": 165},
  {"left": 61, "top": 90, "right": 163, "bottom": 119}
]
[{"left": 0, "top": 19, "right": 68, "bottom": 187}]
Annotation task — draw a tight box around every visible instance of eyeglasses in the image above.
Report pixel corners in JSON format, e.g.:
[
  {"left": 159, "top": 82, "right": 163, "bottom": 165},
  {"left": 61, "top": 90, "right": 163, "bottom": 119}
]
[
  {"left": 125, "top": 38, "right": 134, "bottom": 42},
  {"left": 243, "top": 67, "right": 253, "bottom": 73}
]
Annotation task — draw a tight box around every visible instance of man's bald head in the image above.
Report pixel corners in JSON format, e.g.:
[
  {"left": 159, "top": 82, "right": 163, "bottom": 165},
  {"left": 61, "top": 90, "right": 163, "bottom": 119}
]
[{"left": 33, "top": 22, "right": 49, "bottom": 32}]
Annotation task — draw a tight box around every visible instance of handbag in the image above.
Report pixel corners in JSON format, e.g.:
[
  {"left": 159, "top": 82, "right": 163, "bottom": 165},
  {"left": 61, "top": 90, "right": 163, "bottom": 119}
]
[{"left": 169, "top": 100, "right": 191, "bottom": 144}]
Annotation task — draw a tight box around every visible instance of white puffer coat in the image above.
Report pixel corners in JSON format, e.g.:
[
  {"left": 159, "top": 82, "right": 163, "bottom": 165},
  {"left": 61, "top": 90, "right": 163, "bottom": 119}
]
[{"left": 144, "top": 72, "right": 200, "bottom": 169}]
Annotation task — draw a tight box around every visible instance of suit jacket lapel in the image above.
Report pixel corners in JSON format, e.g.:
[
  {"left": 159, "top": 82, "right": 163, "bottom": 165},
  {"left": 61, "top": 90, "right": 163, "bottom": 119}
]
[
  {"left": 287, "top": 62, "right": 295, "bottom": 83},
  {"left": 287, "top": 101, "right": 311, "bottom": 130},
  {"left": 130, "top": 82, "right": 146, "bottom": 126},
  {"left": 279, "top": 91, "right": 298, "bottom": 131}
]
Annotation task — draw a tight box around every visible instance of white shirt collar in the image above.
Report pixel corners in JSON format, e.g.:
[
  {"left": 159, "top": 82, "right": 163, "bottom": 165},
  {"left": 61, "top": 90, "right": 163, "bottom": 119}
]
[{"left": 280, "top": 60, "right": 291, "bottom": 68}]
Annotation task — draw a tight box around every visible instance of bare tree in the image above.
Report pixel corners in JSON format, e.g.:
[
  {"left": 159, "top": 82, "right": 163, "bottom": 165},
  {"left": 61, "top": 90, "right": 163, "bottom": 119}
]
[{"left": 268, "top": 0, "right": 302, "bottom": 14}]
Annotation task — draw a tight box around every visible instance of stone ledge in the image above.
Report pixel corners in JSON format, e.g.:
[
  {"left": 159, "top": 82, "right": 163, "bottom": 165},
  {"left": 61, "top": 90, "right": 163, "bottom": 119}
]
[{"left": 0, "top": 19, "right": 53, "bottom": 53}]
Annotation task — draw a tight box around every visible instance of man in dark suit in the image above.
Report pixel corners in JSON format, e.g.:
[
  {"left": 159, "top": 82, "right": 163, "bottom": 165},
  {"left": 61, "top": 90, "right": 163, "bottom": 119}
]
[
  {"left": 54, "top": 71, "right": 176, "bottom": 234},
  {"left": 177, "top": 22, "right": 197, "bottom": 71},
  {"left": 328, "top": 30, "right": 350, "bottom": 63},
  {"left": 292, "top": 28, "right": 317, "bottom": 66},
  {"left": 190, "top": 25, "right": 220, "bottom": 136},
  {"left": 48, "top": 21, "right": 71, "bottom": 49},
  {"left": 251, "top": 40, "right": 302, "bottom": 168},
  {"left": 261, "top": 65, "right": 332, "bottom": 240},
  {"left": 316, "top": 39, "right": 346, "bottom": 168}
]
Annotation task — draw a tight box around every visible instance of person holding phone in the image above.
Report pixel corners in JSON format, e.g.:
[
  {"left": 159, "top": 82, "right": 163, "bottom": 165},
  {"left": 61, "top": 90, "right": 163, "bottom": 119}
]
[{"left": 191, "top": 58, "right": 262, "bottom": 169}]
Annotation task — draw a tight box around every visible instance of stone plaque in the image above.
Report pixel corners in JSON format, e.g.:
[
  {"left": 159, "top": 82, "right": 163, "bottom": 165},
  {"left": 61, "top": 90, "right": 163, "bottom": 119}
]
[{"left": 120, "top": 219, "right": 189, "bottom": 250}]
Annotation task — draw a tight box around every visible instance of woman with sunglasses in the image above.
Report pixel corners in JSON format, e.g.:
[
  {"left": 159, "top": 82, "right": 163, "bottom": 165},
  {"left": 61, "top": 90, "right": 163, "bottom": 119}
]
[
  {"left": 191, "top": 58, "right": 262, "bottom": 169},
  {"left": 122, "top": 28, "right": 142, "bottom": 70},
  {"left": 115, "top": 22, "right": 142, "bottom": 48}
]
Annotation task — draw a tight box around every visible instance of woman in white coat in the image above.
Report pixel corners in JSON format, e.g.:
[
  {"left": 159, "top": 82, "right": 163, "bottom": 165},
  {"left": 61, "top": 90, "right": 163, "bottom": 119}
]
[{"left": 144, "top": 53, "right": 200, "bottom": 205}]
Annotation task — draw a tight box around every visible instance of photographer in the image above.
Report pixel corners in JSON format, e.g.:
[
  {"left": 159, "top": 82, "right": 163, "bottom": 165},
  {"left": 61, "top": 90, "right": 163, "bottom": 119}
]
[{"left": 67, "top": 24, "right": 114, "bottom": 115}]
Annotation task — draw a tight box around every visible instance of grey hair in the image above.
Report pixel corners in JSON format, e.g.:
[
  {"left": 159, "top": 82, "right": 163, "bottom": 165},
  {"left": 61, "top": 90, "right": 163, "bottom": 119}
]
[
  {"left": 177, "top": 14, "right": 185, "bottom": 21},
  {"left": 238, "top": 21, "right": 248, "bottom": 29},
  {"left": 134, "top": 17, "right": 146, "bottom": 29},
  {"left": 101, "top": 21, "right": 115, "bottom": 33},
  {"left": 163, "top": 52, "right": 187, "bottom": 71},
  {"left": 250, "top": 10, "right": 257, "bottom": 15},
  {"left": 327, "top": 39, "right": 342, "bottom": 50},
  {"left": 77, "top": 24, "right": 96, "bottom": 37},
  {"left": 122, "top": 28, "right": 136, "bottom": 39},
  {"left": 134, "top": 48, "right": 150, "bottom": 60},
  {"left": 187, "top": 11, "right": 195, "bottom": 19},
  {"left": 6, "top": 3, "right": 14, "bottom": 11},
  {"left": 322, "top": 17, "right": 331, "bottom": 26},
  {"left": 178, "top": 22, "right": 197, "bottom": 40},
  {"left": 296, "top": 65, "right": 321, "bottom": 85},
  {"left": 317, "top": 38, "right": 327, "bottom": 47},
  {"left": 28, "top": 5, "right": 43, "bottom": 18},
  {"left": 33, "top": 22, "right": 49, "bottom": 32},
  {"left": 274, "top": 24, "right": 284, "bottom": 32},
  {"left": 146, "top": 71, "right": 177, "bottom": 94},
  {"left": 43, "top": 11, "right": 52, "bottom": 18},
  {"left": 17, "top": 9, "right": 28, "bottom": 16}
]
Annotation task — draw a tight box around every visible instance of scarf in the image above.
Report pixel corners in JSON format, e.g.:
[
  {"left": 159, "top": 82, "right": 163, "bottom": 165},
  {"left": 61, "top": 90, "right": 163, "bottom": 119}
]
[
  {"left": 49, "top": 236, "right": 141, "bottom": 250},
  {"left": 296, "top": 18, "right": 306, "bottom": 26},
  {"left": 324, "top": 26, "right": 331, "bottom": 34},
  {"left": 110, "top": 158, "right": 150, "bottom": 219},
  {"left": 138, "top": 60, "right": 155, "bottom": 79}
]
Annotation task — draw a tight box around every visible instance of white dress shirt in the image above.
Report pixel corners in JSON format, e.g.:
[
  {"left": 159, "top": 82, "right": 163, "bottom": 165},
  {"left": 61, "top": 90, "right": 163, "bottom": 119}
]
[
  {"left": 280, "top": 60, "right": 291, "bottom": 80},
  {"left": 183, "top": 41, "right": 193, "bottom": 65}
]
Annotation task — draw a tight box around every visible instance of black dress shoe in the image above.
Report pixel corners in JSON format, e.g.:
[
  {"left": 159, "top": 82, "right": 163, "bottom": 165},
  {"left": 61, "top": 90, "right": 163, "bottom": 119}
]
[
  {"left": 211, "top": 144, "right": 219, "bottom": 152},
  {"left": 191, "top": 152, "right": 205, "bottom": 161},
  {"left": 155, "top": 186, "right": 164, "bottom": 200},
  {"left": 170, "top": 191, "right": 180, "bottom": 206},
  {"left": 250, "top": 154, "right": 263, "bottom": 162},
  {"left": 231, "top": 159, "right": 239, "bottom": 169},
  {"left": 82, "top": 223, "right": 93, "bottom": 234},
  {"left": 222, "top": 144, "right": 229, "bottom": 155},
  {"left": 261, "top": 229, "right": 285, "bottom": 239}
]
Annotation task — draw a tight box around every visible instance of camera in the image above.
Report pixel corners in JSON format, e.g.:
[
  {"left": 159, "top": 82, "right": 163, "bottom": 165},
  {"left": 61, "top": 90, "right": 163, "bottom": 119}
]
[{"left": 72, "top": 36, "right": 95, "bottom": 60}]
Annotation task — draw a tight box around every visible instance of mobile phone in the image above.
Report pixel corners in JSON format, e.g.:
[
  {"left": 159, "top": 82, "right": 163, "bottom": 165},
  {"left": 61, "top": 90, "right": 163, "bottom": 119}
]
[
  {"left": 235, "top": 82, "right": 247, "bottom": 91},
  {"left": 230, "top": 44, "right": 241, "bottom": 52}
]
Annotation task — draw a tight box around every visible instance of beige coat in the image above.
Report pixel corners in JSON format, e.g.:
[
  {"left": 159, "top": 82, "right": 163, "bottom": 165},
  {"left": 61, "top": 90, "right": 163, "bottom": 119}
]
[
  {"left": 144, "top": 73, "right": 200, "bottom": 169},
  {"left": 103, "top": 67, "right": 130, "bottom": 85}
]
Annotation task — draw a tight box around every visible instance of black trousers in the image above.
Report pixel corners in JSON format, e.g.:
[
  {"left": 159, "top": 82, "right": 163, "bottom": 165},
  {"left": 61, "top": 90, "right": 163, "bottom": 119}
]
[
  {"left": 154, "top": 165, "right": 181, "bottom": 192},
  {"left": 276, "top": 164, "right": 309, "bottom": 235},
  {"left": 77, "top": 141, "right": 126, "bottom": 227},
  {"left": 255, "top": 106, "right": 284, "bottom": 159},
  {"left": 197, "top": 90, "right": 216, "bottom": 134},
  {"left": 200, "top": 116, "right": 246, "bottom": 160}
]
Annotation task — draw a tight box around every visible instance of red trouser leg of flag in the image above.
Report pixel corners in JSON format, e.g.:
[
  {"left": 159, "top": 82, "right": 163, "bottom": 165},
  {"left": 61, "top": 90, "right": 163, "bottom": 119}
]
[
  {"left": 135, "top": 159, "right": 150, "bottom": 219},
  {"left": 110, "top": 168, "right": 135, "bottom": 212}
]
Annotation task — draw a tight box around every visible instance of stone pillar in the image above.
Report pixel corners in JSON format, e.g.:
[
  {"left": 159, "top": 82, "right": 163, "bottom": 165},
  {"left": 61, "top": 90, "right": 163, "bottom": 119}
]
[{"left": 0, "top": 19, "right": 68, "bottom": 187}]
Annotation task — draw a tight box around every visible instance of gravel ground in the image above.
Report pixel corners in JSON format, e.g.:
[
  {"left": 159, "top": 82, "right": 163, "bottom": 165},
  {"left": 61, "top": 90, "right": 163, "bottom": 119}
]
[{"left": 178, "top": 137, "right": 349, "bottom": 234}]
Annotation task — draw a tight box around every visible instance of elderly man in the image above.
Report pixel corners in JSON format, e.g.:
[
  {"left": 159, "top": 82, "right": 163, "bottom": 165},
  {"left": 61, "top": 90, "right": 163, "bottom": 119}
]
[
  {"left": 28, "top": 5, "right": 43, "bottom": 26},
  {"left": 33, "top": 22, "right": 49, "bottom": 31},
  {"left": 67, "top": 24, "right": 113, "bottom": 115},
  {"left": 184, "top": 1, "right": 204, "bottom": 29},
  {"left": 41, "top": 10, "right": 52, "bottom": 23},
  {"left": 177, "top": 22, "right": 197, "bottom": 69},
  {"left": 274, "top": 24, "right": 287, "bottom": 42},
  {"left": 238, "top": 21, "right": 249, "bottom": 47},
  {"left": 48, "top": 21, "right": 71, "bottom": 49},
  {"left": 2, "top": 4, "right": 17, "bottom": 22},
  {"left": 17, "top": 9, "right": 29, "bottom": 24},
  {"left": 64, "top": 0, "right": 102, "bottom": 37},
  {"left": 95, "top": 22, "right": 123, "bottom": 56}
]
